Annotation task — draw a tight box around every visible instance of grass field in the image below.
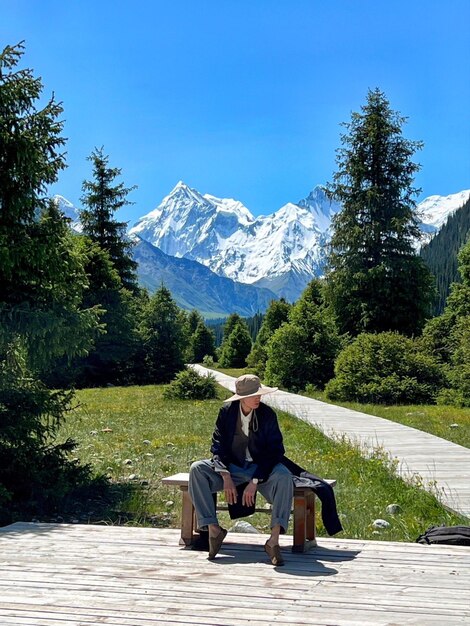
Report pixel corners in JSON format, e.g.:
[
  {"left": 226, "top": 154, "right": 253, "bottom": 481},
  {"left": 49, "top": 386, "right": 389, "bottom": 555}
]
[{"left": 57, "top": 383, "right": 468, "bottom": 542}]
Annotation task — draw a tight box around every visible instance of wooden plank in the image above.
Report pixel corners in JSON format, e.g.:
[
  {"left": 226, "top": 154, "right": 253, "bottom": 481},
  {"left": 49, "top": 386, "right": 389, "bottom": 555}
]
[
  {"left": 1, "top": 524, "right": 470, "bottom": 626},
  {"left": 163, "top": 472, "right": 336, "bottom": 488}
]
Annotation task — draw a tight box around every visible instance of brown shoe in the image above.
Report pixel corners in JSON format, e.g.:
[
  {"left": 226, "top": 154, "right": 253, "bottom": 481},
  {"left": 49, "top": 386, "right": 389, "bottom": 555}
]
[
  {"left": 264, "top": 541, "right": 284, "bottom": 566},
  {"left": 208, "top": 528, "right": 227, "bottom": 560}
]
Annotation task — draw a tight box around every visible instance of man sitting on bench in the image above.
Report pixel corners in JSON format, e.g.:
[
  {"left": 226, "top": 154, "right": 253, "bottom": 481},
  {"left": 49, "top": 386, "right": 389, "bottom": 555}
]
[{"left": 189, "top": 374, "right": 291, "bottom": 566}]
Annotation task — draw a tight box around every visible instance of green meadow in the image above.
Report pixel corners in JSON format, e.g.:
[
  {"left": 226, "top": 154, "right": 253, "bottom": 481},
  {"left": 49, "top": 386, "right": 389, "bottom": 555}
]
[{"left": 58, "top": 383, "right": 468, "bottom": 542}]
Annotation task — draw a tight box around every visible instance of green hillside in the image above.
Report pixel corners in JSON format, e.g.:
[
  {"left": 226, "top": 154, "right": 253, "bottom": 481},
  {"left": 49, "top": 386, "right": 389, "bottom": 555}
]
[{"left": 420, "top": 196, "right": 470, "bottom": 315}]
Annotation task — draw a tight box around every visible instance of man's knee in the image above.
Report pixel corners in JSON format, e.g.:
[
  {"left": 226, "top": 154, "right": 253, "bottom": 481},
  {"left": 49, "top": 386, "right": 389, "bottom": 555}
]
[
  {"left": 190, "top": 460, "right": 217, "bottom": 485},
  {"left": 190, "top": 460, "right": 206, "bottom": 474}
]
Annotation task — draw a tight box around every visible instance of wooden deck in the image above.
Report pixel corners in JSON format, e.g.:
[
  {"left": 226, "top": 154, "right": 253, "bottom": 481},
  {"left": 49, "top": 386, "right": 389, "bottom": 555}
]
[
  {"left": 1, "top": 523, "right": 469, "bottom": 625},
  {"left": 192, "top": 365, "right": 470, "bottom": 519}
]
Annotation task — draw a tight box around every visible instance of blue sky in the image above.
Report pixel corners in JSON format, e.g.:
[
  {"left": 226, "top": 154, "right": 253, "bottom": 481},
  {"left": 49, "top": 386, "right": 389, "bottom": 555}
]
[{"left": 3, "top": 0, "right": 470, "bottom": 224}]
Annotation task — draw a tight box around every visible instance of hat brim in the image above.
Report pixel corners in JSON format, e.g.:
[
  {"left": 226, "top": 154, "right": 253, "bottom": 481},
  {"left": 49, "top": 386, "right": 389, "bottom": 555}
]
[{"left": 224, "top": 385, "right": 278, "bottom": 403}]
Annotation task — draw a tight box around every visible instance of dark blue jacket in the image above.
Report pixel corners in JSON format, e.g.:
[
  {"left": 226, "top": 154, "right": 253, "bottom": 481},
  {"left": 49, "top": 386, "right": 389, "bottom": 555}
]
[{"left": 210, "top": 400, "right": 284, "bottom": 481}]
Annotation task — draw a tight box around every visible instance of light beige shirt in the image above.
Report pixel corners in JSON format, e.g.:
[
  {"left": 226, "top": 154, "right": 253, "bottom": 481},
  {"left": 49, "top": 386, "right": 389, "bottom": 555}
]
[{"left": 239, "top": 405, "right": 253, "bottom": 462}]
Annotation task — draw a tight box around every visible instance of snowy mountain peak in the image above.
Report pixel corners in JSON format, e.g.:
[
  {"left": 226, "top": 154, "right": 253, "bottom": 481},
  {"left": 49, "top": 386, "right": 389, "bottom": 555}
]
[
  {"left": 52, "top": 194, "right": 81, "bottom": 231},
  {"left": 129, "top": 183, "right": 470, "bottom": 301},
  {"left": 165, "top": 180, "right": 208, "bottom": 207},
  {"left": 418, "top": 189, "right": 470, "bottom": 231},
  {"left": 203, "top": 193, "right": 255, "bottom": 226},
  {"left": 129, "top": 183, "right": 255, "bottom": 259},
  {"left": 297, "top": 185, "right": 342, "bottom": 233},
  {"left": 55, "top": 182, "right": 470, "bottom": 303},
  {"left": 275, "top": 202, "right": 306, "bottom": 219}
]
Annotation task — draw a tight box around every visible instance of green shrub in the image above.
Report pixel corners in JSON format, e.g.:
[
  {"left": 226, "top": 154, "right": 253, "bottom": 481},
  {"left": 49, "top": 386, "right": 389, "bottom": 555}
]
[
  {"left": 264, "top": 280, "right": 341, "bottom": 392},
  {"left": 163, "top": 368, "right": 217, "bottom": 400},
  {"left": 325, "top": 332, "right": 445, "bottom": 404},
  {"left": 202, "top": 355, "right": 215, "bottom": 367}
]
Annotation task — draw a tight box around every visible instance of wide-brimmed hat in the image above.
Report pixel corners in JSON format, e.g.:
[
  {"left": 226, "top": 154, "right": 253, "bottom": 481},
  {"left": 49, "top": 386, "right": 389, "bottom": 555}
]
[{"left": 224, "top": 374, "right": 278, "bottom": 402}]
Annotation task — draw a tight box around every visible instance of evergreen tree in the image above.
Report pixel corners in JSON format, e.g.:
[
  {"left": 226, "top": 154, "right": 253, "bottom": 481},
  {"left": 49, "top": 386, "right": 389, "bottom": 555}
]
[
  {"left": 325, "top": 88, "right": 434, "bottom": 336},
  {"left": 264, "top": 281, "right": 341, "bottom": 391},
  {"left": 80, "top": 147, "right": 138, "bottom": 293},
  {"left": 45, "top": 238, "right": 140, "bottom": 387},
  {"left": 221, "top": 313, "right": 244, "bottom": 342},
  {"left": 205, "top": 318, "right": 226, "bottom": 346},
  {"left": 422, "top": 239, "right": 470, "bottom": 405},
  {"left": 217, "top": 313, "right": 243, "bottom": 362},
  {"left": 139, "top": 285, "right": 185, "bottom": 383},
  {"left": 190, "top": 322, "right": 217, "bottom": 363},
  {"left": 247, "top": 298, "right": 290, "bottom": 374},
  {"left": 186, "top": 310, "right": 204, "bottom": 335},
  {"left": 181, "top": 309, "right": 203, "bottom": 361},
  {"left": 421, "top": 238, "right": 470, "bottom": 365},
  {"left": 0, "top": 43, "right": 100, "bottom": 522},
  {"left": 245, "top": 312, "right": 264, "bottom": 341},
  {"left": 218, "top": 320, "right": 252, "bottom": 368}
]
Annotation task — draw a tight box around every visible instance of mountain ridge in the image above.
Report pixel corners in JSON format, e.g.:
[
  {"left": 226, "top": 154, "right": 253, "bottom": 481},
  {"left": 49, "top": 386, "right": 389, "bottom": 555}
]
[
  {"left": 55, "top": 184, "right": 470, "bottom": 309},
  {"left": 132, "top": 236, "right": 278, "bottom": 318},
  {"left": 128, "top": 182, "right": 470, "bottom": 300}
]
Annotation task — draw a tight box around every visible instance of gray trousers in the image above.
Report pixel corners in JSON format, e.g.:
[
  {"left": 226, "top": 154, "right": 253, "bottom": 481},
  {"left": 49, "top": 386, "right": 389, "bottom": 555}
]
[{"left": 188, "top": 459, "right": 293, "bottom": 532}]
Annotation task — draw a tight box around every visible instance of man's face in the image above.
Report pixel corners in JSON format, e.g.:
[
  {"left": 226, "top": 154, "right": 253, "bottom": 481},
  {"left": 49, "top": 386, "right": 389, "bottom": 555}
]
[{"left": 240, "top": 395, "right": 261, "bottom": 412}]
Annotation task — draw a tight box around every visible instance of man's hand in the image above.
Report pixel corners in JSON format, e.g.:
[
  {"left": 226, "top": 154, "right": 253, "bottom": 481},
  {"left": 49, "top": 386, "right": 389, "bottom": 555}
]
[
  {"left": 242, "top": 480, "right": 257, "bottom": 507},
  {"left": 222, "top": 473, "right": 237, "bottom": 505}
]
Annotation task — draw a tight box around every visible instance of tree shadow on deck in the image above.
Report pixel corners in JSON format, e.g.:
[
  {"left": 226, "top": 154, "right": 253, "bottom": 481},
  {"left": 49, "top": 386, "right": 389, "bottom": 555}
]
[{"left": 0, "top": 479, "right": 173, "bottom": 538}]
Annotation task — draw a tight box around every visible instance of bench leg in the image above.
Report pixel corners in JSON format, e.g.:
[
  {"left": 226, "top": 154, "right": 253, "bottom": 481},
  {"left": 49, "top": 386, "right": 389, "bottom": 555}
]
[
  {"left": 292, "top": 490, "right": 317, "bottom": 553},
  {"left": 179, "top": 487, "right": 196, "bottom": 546},
  {"left": 306, "top": 491, "right": 317, "bottom": 543}
]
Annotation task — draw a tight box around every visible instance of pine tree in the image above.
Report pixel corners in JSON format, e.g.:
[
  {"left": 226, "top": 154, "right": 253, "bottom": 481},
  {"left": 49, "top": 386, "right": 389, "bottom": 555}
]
[
  {"left": 264, "top": 281, "right": 340, "bottom": 391},
  {"left": 218, "top": 321, "right": 252, "bottom": 368},
  {"left": 190, "top": 322, "right": 217, "bottom": 363},
  {"left": 325, "top": 88, "right": 434, "bottom": 336},
  {"left": 80, "top": 147, "right": 138, "bottom": 293},
  {"left": 421, "top": 238, "right": 470, "bottom": 405},
  {"left": 139, "top": 285, "right": 185, "bottom": 383},
  {"left": 0, "top": 43, "right": 100, "bottom": 522},
  {"left": 186, "top": 310, "right": 204, "bottom": 335},
  {"left": 247, "top": 298, "right": 290, "bottom": 373},
  {"left": 422, "top": 238, "right": 470, "bottom": 367},
  {"left": 420, "top": 196, "right": 470, "bottom": 315},
  {"left": 221, "top": 313, "right": 244, "bottom": 342}
]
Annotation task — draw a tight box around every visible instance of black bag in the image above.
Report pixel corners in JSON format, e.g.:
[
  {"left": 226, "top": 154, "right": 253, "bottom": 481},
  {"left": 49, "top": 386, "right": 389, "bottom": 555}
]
[{"left": 416, "top": 525, "right": 470, "bottom": 546}]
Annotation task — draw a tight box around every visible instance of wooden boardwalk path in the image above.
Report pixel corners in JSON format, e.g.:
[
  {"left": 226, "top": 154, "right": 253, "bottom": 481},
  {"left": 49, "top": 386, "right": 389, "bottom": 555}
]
[
  {"left": 1, "top": 523, "right": 469, "bottom": 625},
  {"left": 192, "top": 365, "right": 470, "bottom": 519}
]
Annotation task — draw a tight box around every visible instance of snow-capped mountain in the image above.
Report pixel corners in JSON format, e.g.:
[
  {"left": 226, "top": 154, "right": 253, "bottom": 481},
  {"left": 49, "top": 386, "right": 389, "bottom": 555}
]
[
  {"left": 418, "top": 190, "right": 470, "bottom": 243},
  {"left": 54, "top": 184, "right": 470, "bottom": 304},
  {"left": 129, "top": 181, "right": 255, "bottom": 260},
  {"left": 53, "top": 195, "right": 82, "bottom": 232},
  {"left": 129, "top": 182, "right": 470, "bottom": 300},
  {"left": 129, "top": 182, "right": 341, "bottom": 300}
]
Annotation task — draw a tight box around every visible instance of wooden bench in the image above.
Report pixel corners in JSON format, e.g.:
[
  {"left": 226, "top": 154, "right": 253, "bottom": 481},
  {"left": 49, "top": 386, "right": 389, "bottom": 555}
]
[{"left": 162, "top": 472, "right": 336, "bottom": 553}]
